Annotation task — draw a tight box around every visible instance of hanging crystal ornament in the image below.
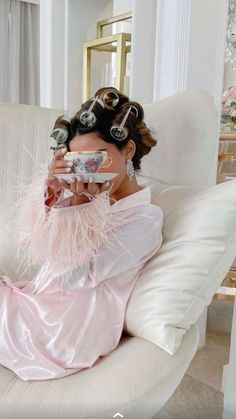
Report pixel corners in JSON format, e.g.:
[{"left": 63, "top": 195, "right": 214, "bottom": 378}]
[{"left": 225, "top": 0, "right": 236, "bottom": 70}]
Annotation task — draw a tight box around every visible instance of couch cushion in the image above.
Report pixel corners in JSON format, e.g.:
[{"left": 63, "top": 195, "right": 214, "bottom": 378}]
[
  {"left": 0, "top": 103, "right": 62, "bottom": 217},
  {"left": 141, "top": 89, "right": 219, "bottom": 187},
  {"left": 0, "top": 325, "right": 198, "bottom": 419},
  {"left": 124, "top": 179, "right": 236, "bottom": 355}
]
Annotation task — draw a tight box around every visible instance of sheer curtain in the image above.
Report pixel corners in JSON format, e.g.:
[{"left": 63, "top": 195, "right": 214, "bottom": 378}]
[{"left": 0, "top": 0, "right": 40, "bottom": 105}]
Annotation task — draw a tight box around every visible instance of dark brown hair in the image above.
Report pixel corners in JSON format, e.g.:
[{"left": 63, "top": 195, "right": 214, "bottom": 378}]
[{"left": 53, "top": 87, "right": 157, "bottom": 170}]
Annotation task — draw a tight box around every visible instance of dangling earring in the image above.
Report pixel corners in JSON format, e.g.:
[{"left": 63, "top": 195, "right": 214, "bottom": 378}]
[{"left": 126, "top": 159, "right": 135, "bottom": 181}]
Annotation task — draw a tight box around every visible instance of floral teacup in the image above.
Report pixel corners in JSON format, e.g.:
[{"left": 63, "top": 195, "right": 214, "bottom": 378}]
[{"left": 64, "top": 151, "right": 112, "bottom": 174}]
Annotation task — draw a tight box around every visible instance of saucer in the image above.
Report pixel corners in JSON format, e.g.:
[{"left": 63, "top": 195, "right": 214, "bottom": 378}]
[{"left": 54, "top": 172, "right": 119, "bottom": 183}]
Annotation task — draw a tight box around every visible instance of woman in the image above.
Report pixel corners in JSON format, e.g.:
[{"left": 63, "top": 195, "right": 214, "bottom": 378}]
[{"left": 0, "top": 87, "right": 163, "bottom": 381}]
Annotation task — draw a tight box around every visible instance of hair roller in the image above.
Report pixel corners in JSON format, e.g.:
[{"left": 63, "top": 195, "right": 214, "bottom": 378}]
[
  {"left": 109, "top": 101, "right": 144, "bottom": 141},
  {"left": 79, "top": 96, "right": 105, "bottom": 127},
  {"left": 100, "top": 88, "right": 120, "bottom": 110},
  {"left": 50, "top": 115, "right": 71, "bottom": 151},
  {"left": 70, "top": 96, "right": 107, "bottom": 136},
  {"left": 120, "top": 101, "right": 144, "bottom": 124},
  {"left": 95, "top": 87, "right": 129, "bottom": 111}
]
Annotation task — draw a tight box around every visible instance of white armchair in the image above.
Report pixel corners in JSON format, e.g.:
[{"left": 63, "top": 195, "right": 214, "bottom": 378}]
[{"left": 0, "top": 90, "right": 235, "bottom": 419}]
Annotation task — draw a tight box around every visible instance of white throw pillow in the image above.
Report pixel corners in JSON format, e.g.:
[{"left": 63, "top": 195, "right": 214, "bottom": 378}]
[{"left": 124, "top": 179, "right": 236, "bottom": 355}]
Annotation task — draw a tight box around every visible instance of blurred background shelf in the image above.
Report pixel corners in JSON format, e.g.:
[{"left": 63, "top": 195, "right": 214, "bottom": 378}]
[{"left": 214, "top": 268, "right": 236, "bottom": 301}]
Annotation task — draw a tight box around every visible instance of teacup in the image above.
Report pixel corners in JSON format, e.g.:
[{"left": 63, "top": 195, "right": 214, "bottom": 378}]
[{"left": 64, "top": 151, "right": 112, "bottom": 173}]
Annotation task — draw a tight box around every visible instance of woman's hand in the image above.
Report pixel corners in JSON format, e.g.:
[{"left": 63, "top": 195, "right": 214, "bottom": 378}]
[
  {"left": 46, "top": 148, "right": 110, "bottom": 207},
  {"left": 46, "top": 148, "right": 71, "bottom": 193},
  {"left": 65, "top": 175, "right": 110, "bottom": 206}
]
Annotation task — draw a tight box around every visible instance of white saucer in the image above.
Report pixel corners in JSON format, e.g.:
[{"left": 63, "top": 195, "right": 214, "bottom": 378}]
[{"left": 54, "top": 172, "right": 119, "bottom": 183}]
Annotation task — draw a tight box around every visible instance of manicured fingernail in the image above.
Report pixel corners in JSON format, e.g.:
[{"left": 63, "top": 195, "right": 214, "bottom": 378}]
[
  {"left": 61, "top": 148, "right": 67, "bottom": 155},
  {"left": 105, "top": 181, "right": 110, "bottom": 188},
  {"left": 67, "top": 161, "right": 73, "bottom": 167},
  {"left": 66, "top": 167, "right": 71, "bottom": 172},
  {"left": 71, "top": 177, "right": 76, "bottom": 183},
  {"left": 88, "top": 176, "right": 94, "bottom": 183},
  {"left": 77, "top": 175, "right": 82, "bottom": 182}
]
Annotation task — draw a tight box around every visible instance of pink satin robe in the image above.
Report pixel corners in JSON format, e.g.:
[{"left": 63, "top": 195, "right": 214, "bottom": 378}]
[{"left": 0, "top": 186, "right": 163, "bottom": 381}]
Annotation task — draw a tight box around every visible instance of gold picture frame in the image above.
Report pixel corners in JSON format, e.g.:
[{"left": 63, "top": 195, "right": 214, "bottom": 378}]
[{"left": 82, "top": 12, "right": 132, "bottom": 101}]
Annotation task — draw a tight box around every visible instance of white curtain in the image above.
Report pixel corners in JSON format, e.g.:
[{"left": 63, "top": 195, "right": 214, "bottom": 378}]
[{"left": 0, "top": 0, "right": 40, "bottom": 105}]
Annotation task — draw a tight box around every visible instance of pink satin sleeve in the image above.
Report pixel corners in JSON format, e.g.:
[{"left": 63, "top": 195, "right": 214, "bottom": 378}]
[{"left": 88, "top": 205, "right": 164, "bottom": 288}]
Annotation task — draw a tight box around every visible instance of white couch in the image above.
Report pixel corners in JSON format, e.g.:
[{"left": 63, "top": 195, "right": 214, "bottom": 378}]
[{"left": 0, "top": 90, "right": 227, "bottom": 419}]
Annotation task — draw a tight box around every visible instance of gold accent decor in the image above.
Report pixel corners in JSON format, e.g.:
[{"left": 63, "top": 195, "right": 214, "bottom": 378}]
[
  {"left": 82, "top": 12, "right": 132, "bottom": 102},
  {"left": 217, "top": 134, "right": 236, "bottom": 182},
  {"left": 218, "top": 135, "right": 236, "bottom": 163},
  {"left": 214, "top": 268, "right": 236, "bottom": 301},
  {"left": 96, "top": 11, "right": 132, "bottom": 38},
  {"left": 218, "top": 153, "right": 236, "bottom": 162},
  {"left": 219, "top": 133, "right": 236, "bottom": 140}
]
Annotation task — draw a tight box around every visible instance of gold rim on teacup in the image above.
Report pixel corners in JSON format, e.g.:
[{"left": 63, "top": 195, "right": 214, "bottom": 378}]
[{"left": 65, "top": 151, "right": 106, "bottom": 155}]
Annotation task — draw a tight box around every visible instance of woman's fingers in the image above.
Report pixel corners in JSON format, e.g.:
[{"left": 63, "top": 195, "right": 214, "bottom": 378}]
[
  {"left": 100, "top": 181, "right": 110, "bottom": 193},
  {"left": 48, "top": 148, "right": 73, "bottom": 176},
  {"left": 69, "top": 176, "right": 103, "bottom": 196},
  {"left": 64, "top": 176, "right": 111, "bottom": 197},
  {"left": 58, "top": 179, "right": 71, "bottom": 189},
  {"left": 70, "top": 176, "right": 85, "bottom": 195},
  {"left": 52, "top": 165, "right": 73, "bottom": 174},
  {"left": 45, "top": 177, "right": 59, "bottom": 188},
  {"left": 87, "top": 176, "right": 100, "bottom": 195},
  {"left": 48, "top": 148, "right": 66, "bottom": 170},
  {"left": 45, "top": 177, "right": 61, "bottom": 195},
  {"left": 54, "top": 148, "right": 67, "bottom": 160},
  {"left": 54, "top": 160, "right": 72, "bottom": 169},
  {"left": 69, "top": 177, "right": 78, "bottom": 194}
]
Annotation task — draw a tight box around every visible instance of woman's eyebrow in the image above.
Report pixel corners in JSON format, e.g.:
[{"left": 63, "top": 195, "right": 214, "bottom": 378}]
[{"left": 97, "top": 148, "right": 107, "bottom": 151}]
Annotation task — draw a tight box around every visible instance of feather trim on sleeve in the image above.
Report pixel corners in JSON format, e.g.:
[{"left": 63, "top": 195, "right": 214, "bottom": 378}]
[{"left": 7, "top": 168, "right": 129, "bottom": 289}]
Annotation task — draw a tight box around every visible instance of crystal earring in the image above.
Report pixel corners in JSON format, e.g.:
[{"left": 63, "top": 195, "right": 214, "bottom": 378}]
[{"left": 126, "top": 159, "right": 135, "bottom": 181}]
